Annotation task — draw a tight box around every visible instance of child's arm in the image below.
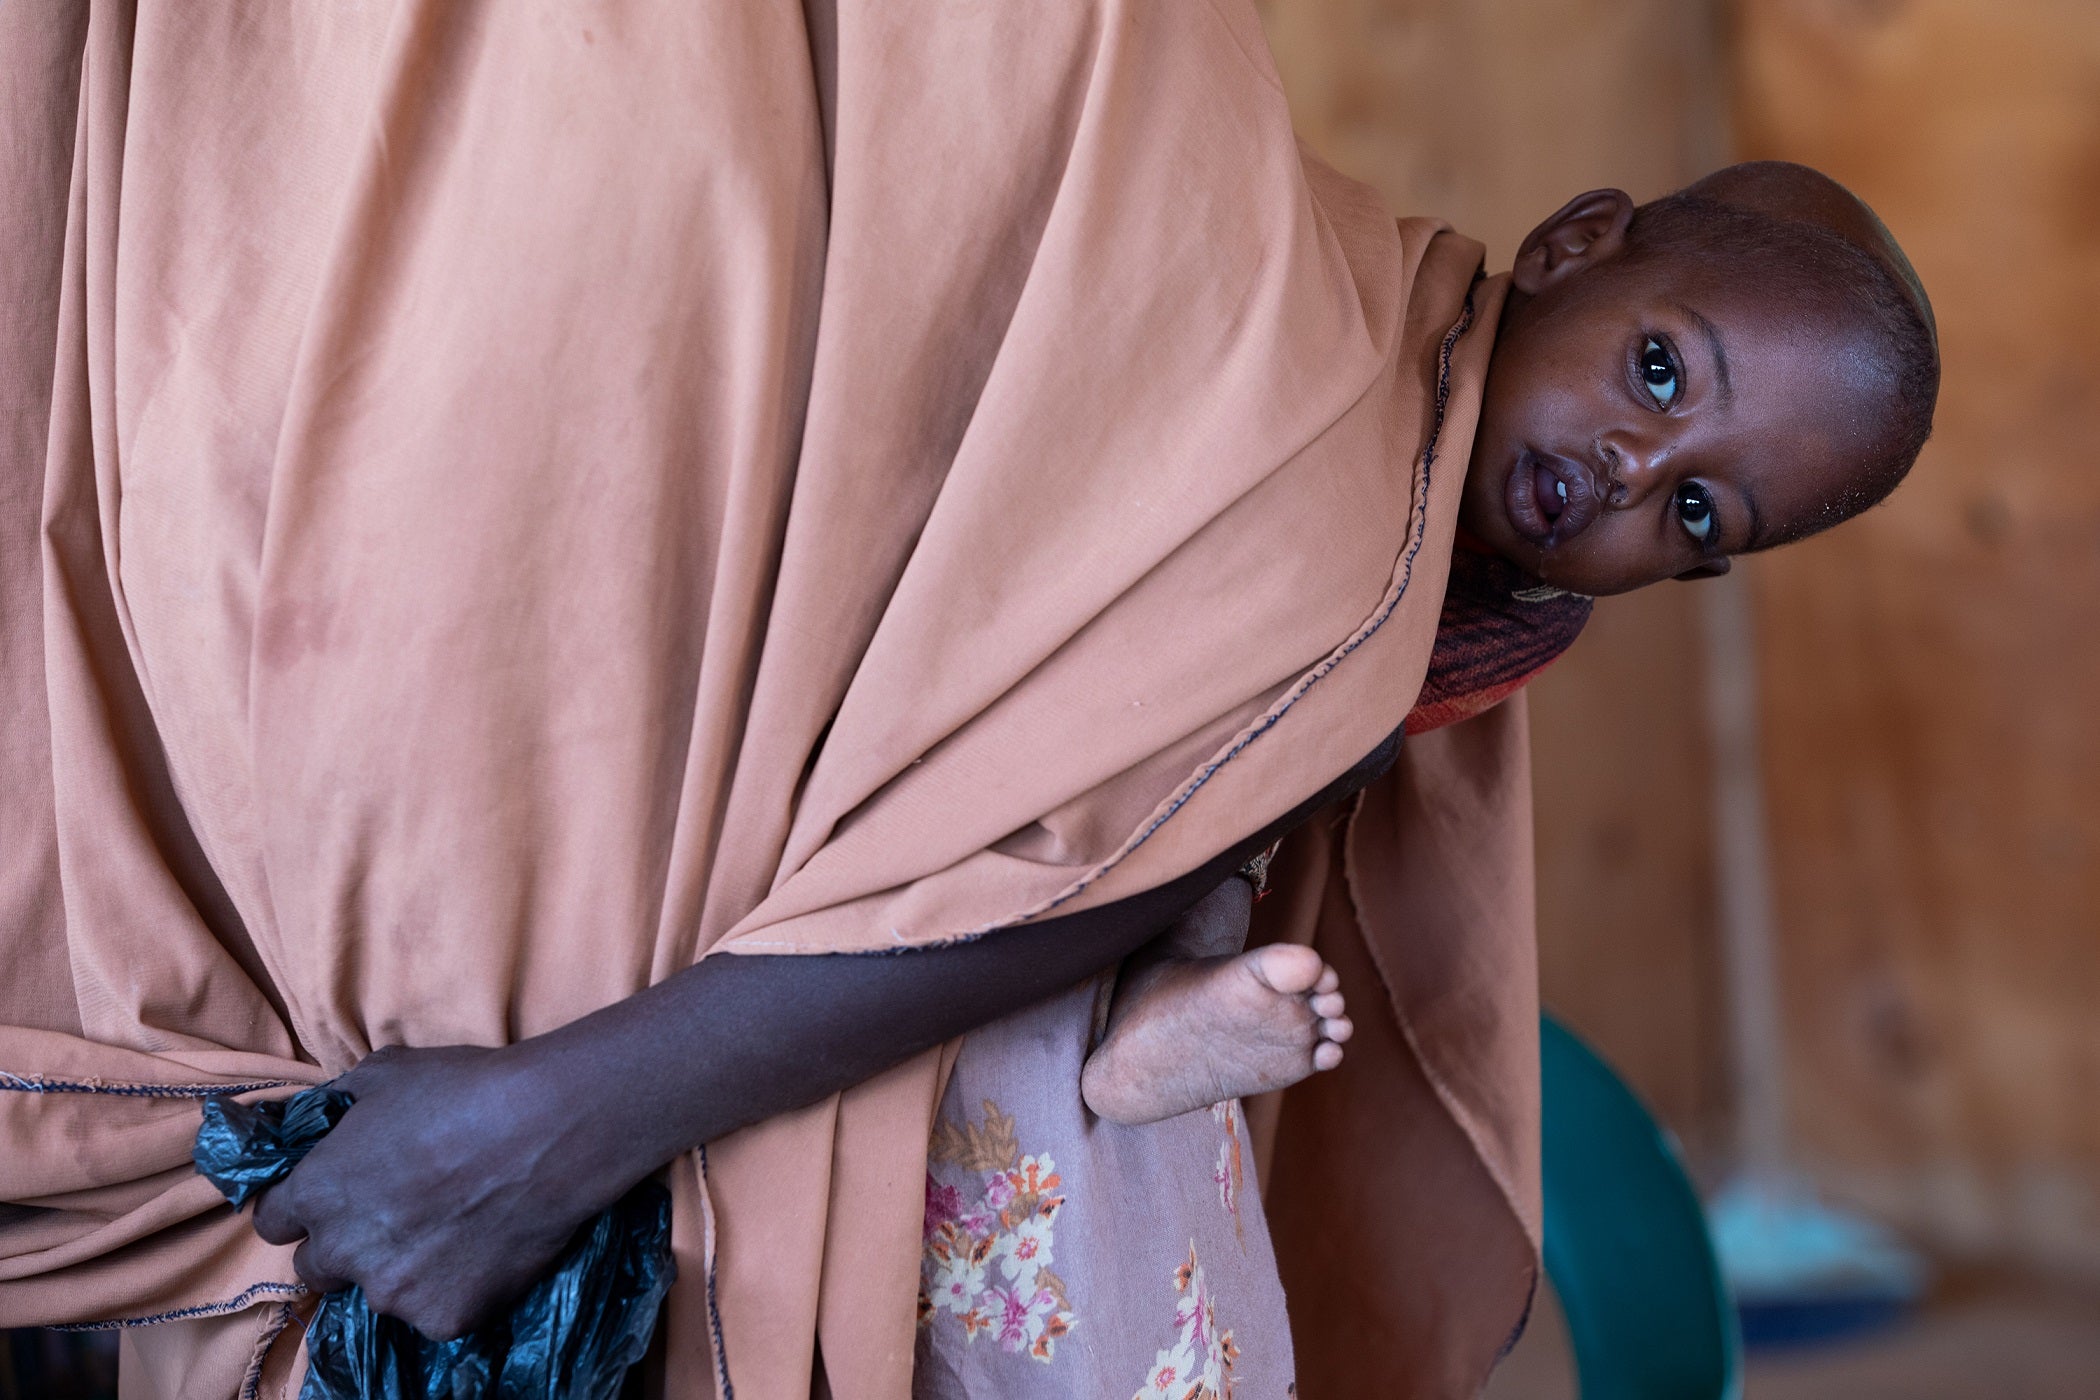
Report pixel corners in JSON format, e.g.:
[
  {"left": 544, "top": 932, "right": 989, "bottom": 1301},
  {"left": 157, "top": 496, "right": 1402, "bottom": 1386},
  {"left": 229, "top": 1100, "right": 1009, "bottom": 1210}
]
[{"left": 250, "top": 725, "right": 1404, "bottom": 1340}]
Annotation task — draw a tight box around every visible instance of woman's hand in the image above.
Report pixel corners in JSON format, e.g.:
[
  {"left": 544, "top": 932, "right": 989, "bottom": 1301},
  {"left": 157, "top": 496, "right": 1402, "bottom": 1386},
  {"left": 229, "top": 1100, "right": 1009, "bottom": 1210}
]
[{"left": 249, "top": 1042, "right": 634, "bottom": 1340}]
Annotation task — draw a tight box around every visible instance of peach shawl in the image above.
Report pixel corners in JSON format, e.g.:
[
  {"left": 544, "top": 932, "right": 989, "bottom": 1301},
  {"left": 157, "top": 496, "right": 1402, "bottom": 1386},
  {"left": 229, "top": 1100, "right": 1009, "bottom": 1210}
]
[{"left": 0, "top": 3, "right": 1536, "bottom": 1396}]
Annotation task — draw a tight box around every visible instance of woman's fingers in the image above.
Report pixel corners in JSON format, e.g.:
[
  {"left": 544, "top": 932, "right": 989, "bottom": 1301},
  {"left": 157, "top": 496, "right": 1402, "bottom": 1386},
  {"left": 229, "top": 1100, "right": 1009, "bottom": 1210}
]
[
  {"left": 330, "top": 1042, "right": 409, "bottom": 1098},
  {"left": 233, "top": 1041, "right": 578, "bottom": 1340},
  {"left": 292, "top": 1236, "right": 351, "bottom": 1294},
  {"left": 249, "top": 1181, "right": 305, "bottom": 1247}
]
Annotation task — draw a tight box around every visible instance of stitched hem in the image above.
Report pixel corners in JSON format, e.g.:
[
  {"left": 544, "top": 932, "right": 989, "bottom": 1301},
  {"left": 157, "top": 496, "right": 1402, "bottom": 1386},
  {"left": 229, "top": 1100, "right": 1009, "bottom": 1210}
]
[
  {"left": 47, "top": 1281, "right": 308, "bottom": 1332},
  {"left": 990, "top": 288, "right": 1479, "bottom": 930},
  {"left": 726, "top": 291, "right": 1483, "bottom": 959},
  {"left": 240, "top": 1301, "right": 301, "bottom": 1400},
  {"left": 697, "top": 1146, "right": 736, "bottom": 1400},
  {"left": 0, "top": 1073, "right": 294, "bottom": 1098}
]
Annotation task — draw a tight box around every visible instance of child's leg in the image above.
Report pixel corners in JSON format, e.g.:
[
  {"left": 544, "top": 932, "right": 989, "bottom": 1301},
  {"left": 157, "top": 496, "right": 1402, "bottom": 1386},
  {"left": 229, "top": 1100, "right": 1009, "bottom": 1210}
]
[{"left": 1080, "top": 874, "right": 1353, "bottom": 1125}]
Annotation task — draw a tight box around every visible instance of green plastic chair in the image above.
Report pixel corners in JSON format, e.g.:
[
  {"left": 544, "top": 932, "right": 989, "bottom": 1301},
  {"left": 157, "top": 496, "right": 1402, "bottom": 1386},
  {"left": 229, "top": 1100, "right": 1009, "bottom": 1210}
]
[{"left": 1540, "top": 1015, "right": 1743, "bottom": 1400}]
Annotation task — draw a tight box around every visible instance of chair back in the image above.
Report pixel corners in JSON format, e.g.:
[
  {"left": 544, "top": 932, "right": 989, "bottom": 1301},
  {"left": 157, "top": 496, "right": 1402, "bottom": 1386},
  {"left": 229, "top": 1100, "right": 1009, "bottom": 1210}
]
[{"left": 1541, "top": 1014, "right": 1743, "bottom": 1400}]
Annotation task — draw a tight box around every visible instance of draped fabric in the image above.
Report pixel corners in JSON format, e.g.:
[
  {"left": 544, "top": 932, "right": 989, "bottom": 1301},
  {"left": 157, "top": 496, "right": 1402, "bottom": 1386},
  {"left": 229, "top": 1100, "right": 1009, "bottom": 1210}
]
[
  {"left": 1406, "top": 549, "right": 1592, "bottom": 736},
  {"left": 0, "top": 3, "right": 1539, "bottom": 1395},
  {"left": 1251, "top": 698, "right": 1546, "bottom": 1398}
]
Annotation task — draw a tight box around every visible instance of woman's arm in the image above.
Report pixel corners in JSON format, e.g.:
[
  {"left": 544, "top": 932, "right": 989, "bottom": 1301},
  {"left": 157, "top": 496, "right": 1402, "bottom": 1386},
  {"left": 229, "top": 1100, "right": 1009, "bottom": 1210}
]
[{"left": 251, "top": 726, "right": 1402, "bottom": 1337}]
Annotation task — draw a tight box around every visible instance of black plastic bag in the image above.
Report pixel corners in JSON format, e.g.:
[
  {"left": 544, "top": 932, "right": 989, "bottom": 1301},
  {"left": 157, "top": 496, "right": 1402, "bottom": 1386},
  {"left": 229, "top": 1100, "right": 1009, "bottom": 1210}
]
[
  {"left": 194, "top": 1087, "right": 354, "bottom": 1208},
  {"left": 195, "top": 1086, "right": 675, "bottom": 1400}
]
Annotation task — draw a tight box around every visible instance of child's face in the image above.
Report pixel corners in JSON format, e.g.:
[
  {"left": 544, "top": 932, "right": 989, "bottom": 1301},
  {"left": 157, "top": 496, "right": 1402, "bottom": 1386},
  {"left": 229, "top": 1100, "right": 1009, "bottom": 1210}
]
[{"left": 1460, "top": 206, "right": 1897, "bottom": 597}]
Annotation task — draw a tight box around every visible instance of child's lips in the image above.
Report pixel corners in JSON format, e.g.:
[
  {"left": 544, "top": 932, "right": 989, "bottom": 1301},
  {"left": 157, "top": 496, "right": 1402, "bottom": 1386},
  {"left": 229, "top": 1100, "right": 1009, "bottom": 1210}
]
[{"left": 1505, "top": 449, "right": 1601, "bottom": 547}]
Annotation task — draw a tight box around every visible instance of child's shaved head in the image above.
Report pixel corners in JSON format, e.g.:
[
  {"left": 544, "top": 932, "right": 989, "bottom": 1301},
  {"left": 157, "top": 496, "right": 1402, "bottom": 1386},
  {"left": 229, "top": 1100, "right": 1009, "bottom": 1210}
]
[
  {"left": 1625, "top": 162, "right": 1939, "bottom": 540},
  {"left": 1460, "top": 161, "right": 1941, "bottom": 596}
]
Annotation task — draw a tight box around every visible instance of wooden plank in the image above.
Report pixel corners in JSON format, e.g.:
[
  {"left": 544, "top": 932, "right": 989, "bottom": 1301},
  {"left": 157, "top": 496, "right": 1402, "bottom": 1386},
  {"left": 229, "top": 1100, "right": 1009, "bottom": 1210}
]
[{"left": 1734, "top": 0, "right": 2100, "bottom": 1275}]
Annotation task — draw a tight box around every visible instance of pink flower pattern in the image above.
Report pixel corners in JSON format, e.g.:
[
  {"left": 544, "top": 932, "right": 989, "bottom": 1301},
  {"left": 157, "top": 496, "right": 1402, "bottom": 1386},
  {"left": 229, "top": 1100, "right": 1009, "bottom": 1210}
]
[
  {"left": 925, "top": 1179, "right": 967, "bottom": 1241},
  {"left": 1132, "top": 1242, "right": 1239, "bottom": 1400},
  {"left": 1209, "top": 1101, "right": 1245, "bottom": 1244},
  {"left": 919, "top": 1102, "right": 1076, "bottom": 1364}
]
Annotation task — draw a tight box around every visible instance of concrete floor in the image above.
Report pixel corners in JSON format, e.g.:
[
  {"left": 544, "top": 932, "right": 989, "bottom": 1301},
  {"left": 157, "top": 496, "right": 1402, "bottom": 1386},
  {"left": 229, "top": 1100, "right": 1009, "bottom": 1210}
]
[{"left": 1484, "top": 1269, "right": 2100, "bottom": 1399}]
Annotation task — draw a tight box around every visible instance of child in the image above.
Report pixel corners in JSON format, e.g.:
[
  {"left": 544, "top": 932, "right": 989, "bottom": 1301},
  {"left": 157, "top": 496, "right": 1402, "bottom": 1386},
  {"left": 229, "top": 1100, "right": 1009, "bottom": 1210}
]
[{"left": 1080, "top": 160, "right": 1939, "bottom": 1126}]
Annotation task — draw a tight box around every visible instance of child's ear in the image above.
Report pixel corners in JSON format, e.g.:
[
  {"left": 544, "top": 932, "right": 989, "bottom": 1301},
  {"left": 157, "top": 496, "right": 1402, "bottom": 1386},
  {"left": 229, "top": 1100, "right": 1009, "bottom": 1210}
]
[
  {"left": 1511, "top": 189, "right": 1636, "bottom": 295},
  {"left": 1672, "top": 557, "right": 1732, "bottom": 582}
]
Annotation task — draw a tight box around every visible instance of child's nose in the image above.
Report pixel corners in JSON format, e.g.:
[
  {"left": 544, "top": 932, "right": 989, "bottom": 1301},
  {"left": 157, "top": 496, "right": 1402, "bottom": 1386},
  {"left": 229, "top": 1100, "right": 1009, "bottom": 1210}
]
[{"left": 1597, "top": 431, "right": 1674, "bottom": 508}]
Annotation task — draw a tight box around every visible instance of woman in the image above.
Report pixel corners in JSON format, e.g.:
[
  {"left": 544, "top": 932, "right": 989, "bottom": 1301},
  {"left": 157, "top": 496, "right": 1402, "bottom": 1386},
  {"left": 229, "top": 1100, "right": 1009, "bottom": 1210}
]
[{"left": 0, "top": 3, "right": 1539, "bottom": 1395}]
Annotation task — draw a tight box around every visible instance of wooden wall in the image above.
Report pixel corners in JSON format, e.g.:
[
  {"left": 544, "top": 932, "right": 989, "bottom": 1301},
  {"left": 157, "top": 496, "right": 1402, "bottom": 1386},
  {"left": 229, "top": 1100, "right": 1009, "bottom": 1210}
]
[{"left": 1733, "top": 0, "right": 2100, "bottom": 1276}]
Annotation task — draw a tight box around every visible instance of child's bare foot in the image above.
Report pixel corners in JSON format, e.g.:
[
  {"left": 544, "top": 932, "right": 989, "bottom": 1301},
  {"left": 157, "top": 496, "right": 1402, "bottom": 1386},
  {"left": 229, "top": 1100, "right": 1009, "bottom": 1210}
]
[{"left": 1081, "top": 941, "right": 1352, "bottom": 1126}]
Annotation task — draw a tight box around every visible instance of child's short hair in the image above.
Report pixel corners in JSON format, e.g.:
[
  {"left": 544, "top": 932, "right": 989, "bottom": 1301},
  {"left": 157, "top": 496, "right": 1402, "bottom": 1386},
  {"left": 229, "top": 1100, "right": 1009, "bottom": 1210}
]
[{"left": 1625, "top": 171, "right": 1939, "bottom": 544}]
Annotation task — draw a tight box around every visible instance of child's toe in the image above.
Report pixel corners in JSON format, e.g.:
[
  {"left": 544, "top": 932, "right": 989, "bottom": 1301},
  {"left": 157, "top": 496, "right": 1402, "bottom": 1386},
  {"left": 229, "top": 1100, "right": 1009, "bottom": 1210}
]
[
  {"left": 1319, "top": 1014, "right": 1353, "bottom": 1045},
  {"left": 1246, "top": 943, "right": 1326, "bottom": 997},
  {"left": 1309, "top": 990, "right": 1345, "bottom": 1019},
  {"left": 1312, "top": 1042, "right": 1345, "bottom": 1072},
  {"left": 1313, "top": 965, "right": 1340, "bottom": 997}
]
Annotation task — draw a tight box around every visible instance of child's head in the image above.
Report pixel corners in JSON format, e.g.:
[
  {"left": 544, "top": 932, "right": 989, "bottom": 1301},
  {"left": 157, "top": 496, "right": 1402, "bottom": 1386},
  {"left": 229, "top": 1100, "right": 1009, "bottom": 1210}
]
[{"left": 1460, "top": 161, "right": 1939, "bottom": 596}]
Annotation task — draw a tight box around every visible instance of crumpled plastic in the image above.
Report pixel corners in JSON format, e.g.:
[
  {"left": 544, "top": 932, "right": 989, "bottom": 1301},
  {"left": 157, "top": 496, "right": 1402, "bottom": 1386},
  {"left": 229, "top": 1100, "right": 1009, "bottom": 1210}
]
[{"left": 195, "top": 1085, "right": 675, "bottom": 1400}]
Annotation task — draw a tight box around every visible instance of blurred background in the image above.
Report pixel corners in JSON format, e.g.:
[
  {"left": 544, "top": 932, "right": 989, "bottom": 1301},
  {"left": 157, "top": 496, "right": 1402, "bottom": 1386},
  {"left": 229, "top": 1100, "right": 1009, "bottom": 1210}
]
[
  {"left": 1255, "top": 0, "right": 2100, "bottom": 1392},
  {"left": 7, "top": 3, "right": 2093, "bottom": 1397}
]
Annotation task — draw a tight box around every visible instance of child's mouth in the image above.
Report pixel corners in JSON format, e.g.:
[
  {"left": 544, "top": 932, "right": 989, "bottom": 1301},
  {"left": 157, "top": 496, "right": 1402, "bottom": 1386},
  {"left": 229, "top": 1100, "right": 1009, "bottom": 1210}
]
[
  {"left": 1537, "top": 462, "right": 1567, "bottom": 523},
  {"left": 1505, "top": 448, "right": 1601, "bottom": 547}
]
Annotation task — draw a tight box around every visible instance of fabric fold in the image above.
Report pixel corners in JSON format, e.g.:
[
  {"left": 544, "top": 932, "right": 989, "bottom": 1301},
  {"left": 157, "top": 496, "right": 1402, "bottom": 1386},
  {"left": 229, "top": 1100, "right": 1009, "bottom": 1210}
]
[{"left": 3, "top": 4, "right": 1541, "bottom": 1397}]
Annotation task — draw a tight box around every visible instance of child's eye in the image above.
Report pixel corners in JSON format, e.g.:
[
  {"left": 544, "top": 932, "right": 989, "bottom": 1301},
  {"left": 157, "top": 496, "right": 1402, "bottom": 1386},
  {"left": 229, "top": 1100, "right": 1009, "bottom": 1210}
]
[
  {"left": 1674, "top": 481, "right": 1717, "bottom": 544},
  {"left": 1638, "top": 337, "right": 1681, "bottom": 409}
]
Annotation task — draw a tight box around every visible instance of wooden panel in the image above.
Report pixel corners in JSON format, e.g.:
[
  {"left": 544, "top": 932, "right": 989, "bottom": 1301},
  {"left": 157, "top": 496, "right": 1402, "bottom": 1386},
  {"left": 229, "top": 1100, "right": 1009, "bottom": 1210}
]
[
  {"left": 1733, "top": 0, "right": 2100, "bottom": 1274},
  {"left": 1526, "top": 588, "right": 1734, "bottom": 1163},
  {"left": 1258, "top": 0, "right": 1728, "bottom": 262},
  {"left": 1256, "top": 0, "right": 1735, "bottom": 1159}
]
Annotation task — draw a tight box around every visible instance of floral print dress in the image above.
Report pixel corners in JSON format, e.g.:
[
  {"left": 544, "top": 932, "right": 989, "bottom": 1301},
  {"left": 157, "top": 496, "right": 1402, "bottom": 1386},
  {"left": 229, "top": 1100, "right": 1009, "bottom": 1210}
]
[{"left": 914, "top": 976, "right": 1295, "bottom": 1398}]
